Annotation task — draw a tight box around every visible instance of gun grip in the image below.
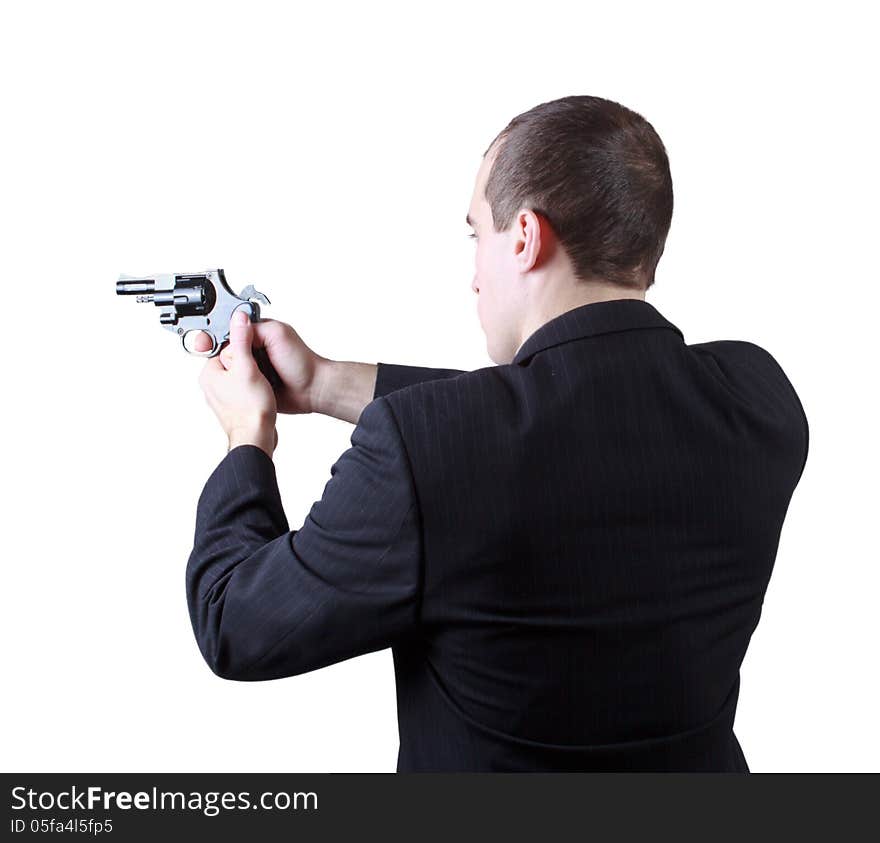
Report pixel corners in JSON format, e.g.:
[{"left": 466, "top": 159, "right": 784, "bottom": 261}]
[{"left": 254, "top": 346, "right": 284, "bottom": 391}]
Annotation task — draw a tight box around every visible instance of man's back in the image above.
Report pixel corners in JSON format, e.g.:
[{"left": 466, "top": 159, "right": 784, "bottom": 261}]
[
  {"left": 186, "top": 297, "right": 808, "bottom": 771},
  {"left": 375, "top": 299, "right": 808, "bottom": 771}
]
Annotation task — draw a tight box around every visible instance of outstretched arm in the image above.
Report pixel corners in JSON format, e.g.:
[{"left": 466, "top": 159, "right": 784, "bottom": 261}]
[
  {"left": 311, "top": 360, "right": 468, "bottom": 423},
  {"left": 194, "top": 319, "right": 468, "bottom": 425}
]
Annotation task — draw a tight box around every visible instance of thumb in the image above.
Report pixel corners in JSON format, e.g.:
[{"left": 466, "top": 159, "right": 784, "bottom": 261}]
[{"left": 228, "top": 308, "right": 257, "bottom": 374}]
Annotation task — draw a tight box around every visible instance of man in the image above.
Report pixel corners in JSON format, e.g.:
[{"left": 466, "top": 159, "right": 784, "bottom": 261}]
[{"left": 188, "top": 95, "right": 809, "bottom": 771}]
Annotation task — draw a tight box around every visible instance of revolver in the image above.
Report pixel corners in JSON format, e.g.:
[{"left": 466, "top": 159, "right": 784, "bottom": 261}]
[{"left": 116, "top": 267, "right": 282, "bottom": 387}]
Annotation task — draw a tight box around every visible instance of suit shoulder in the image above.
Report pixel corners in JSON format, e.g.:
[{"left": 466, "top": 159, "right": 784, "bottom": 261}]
[
  {"left": 382, "top": 363, "right": 516, "bottom": 423},
  {"left": 689, "top": 339, "right": 802, "bottom": 402},
  {"left": 689, "top": 338, "right": 809, "bottom": 474},
  {"left": 690, "top": 337, "right": 782, "bottom": 365}
]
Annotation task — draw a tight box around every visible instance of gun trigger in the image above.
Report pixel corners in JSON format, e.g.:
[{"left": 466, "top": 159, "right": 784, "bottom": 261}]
[
  {"left": 181, "top": 329, "right": 220, "bottom": 357},
  {"left": 239, "top": 284, "right": 271, "bottom": 306}
]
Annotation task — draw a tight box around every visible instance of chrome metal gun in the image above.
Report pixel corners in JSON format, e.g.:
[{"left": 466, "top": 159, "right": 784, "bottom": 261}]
[{"left": 115, "top": 267, "right": 282, "bottom": 387}]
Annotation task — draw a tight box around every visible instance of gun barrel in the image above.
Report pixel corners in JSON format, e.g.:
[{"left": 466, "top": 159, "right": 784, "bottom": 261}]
[{"left": 116, "top": 280, "right": 155, "bottom": 295}]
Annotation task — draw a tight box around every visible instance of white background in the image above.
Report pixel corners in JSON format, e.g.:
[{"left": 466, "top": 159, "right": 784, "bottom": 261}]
[{"left": 1, "top": 1, "right": 877, "bottom": 772}]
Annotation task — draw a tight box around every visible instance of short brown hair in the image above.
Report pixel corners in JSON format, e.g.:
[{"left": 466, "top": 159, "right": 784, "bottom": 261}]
[{"left": 483, "top": 95, "right": 673, "bottom": 289}]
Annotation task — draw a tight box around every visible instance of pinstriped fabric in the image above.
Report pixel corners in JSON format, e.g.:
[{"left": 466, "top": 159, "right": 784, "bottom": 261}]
[
  {"left": 186, "top": 397, "right": 421, "bottom": 681},
  {"left": 186, "top": 298, "right": 808, "bottom": 771}
]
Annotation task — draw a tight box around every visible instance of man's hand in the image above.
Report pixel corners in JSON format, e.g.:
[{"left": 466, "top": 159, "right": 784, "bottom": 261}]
[
  {"left": 192, "top": 318, "right": 327, "bottom": 415},
  {"left": 198, "top": 310, "right": 278, "bottom": 457}
]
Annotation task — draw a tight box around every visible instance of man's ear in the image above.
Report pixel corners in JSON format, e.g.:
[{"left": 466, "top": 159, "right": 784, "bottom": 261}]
[{"left": 514, "top": 208, "right": 544, "bottom": 273}]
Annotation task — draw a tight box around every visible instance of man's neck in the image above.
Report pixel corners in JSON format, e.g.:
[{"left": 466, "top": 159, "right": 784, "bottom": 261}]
[{"left": 518, "top": 282, "right": 646, "bottom": 351}]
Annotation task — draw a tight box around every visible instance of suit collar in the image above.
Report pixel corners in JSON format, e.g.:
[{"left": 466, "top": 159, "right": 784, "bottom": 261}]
[{"left": 513, "top": 298, "right": 684, "bottom": 366}]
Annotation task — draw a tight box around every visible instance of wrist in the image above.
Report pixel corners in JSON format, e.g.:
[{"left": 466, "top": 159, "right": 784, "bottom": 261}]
[
  {"left": 227, "top": 417, "right": 277, "bottom": 457},
  {"left": 308, "top": 358, "right": 377, "bottom": 424},
  {"left": 307, "top": 356, "right": 339, "bottom": 416}
]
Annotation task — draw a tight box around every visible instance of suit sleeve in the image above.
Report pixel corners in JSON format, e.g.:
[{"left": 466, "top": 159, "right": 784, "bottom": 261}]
[
  {"left": 185, "top": 396, "right": 422, "bottom": 681},
  {"left": 374, "top": 361, "right": 467, "bottom": 399}
]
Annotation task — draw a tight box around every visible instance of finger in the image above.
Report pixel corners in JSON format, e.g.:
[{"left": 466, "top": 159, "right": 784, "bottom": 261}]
[
  {"left": 220, "top": 346, "right": 234, "bottom": 370},
  {"left": 198, "top": 356, "right": 225, "bottom": 388},
  {"left": 252, "top": 318, "right": 290, "bottom": 352},
  {"left": 250, "top": 319, "right": 274, "bottom": 349},
  {"left": 228, "top": 309, "right": 257, "bottom": 374},
  {"left": 192, "top": 331, "right": 213, "bottom": 353}
]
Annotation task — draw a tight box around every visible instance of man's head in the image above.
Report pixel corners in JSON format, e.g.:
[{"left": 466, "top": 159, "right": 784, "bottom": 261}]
[{"left": 466, "top": 95, "right": 673, "bottom": 364}]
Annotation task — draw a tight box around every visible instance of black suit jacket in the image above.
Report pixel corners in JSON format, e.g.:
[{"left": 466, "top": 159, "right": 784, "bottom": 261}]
[{"left": 186, "top": 299, "right": 808, "bottom": 771}]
